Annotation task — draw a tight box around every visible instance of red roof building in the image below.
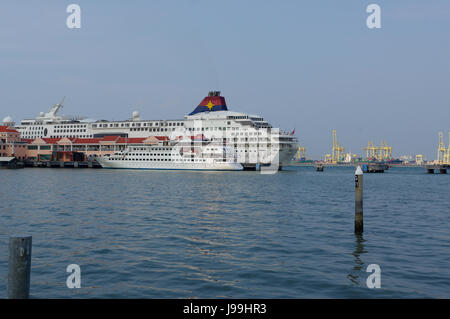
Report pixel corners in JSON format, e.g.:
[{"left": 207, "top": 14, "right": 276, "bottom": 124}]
[{"left": 23, "top": 135, "right": 170, "bottom": 161}]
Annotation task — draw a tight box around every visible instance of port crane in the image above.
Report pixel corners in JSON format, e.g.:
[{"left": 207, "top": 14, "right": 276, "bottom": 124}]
[
  {"left": 331, "top": 130, "right": 345, "bottom": 163},
  {"left": 363, "top": 141, "right": 377, "bottom": 160},
  {"left": 363, "top": 141, "right": 392, "bottom": 161},
  {"left": 437, "top": 132, "right": 447, "bottom": 163},
  {"left": 447, "top": 132, "right": 450, "bottom": 164},
  {"left": 379, "top": 141, "right": 392, "bottom": 160},
  {"left": 295, "top": 146, "right": 306, "bottom": 160}
]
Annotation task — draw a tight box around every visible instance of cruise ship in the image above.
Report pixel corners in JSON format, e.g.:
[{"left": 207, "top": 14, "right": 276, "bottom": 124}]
[
  {"left": 14, "top": 92, "right": 298, "bottom": 170},
  {"left": 97, "top": 139, "right": 243, "bottom": 171}
]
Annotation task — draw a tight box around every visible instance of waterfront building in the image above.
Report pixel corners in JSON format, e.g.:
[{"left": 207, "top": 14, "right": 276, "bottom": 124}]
[
  {"left": 23, "top": 135, "right": 170, "bottom": 162},
  {"left": 0, "top": 126, "right": 27, "bottom": 159}
]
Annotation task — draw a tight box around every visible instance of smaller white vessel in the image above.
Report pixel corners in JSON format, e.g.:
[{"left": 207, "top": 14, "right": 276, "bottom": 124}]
[{"left": 96, "top": 137, "right": 243, "bottom": 171}]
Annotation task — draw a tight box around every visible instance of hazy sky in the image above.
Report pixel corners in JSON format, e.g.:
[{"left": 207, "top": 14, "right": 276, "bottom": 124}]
[{"left": 1, "top": 1, "right": 449, "bottom": 159}]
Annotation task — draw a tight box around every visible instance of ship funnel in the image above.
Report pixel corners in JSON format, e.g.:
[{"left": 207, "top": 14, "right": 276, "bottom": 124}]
[{"left": 189, "top": 91, "right": 228, "bottom": 115}]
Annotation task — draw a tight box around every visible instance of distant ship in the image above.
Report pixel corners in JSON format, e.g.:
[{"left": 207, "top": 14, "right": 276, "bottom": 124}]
[
  {"left": 14, "top": 91, "right": 298, "bottom": 170},
  {"left": 385, "top": 158, "right": 403, "bottom": 165}
]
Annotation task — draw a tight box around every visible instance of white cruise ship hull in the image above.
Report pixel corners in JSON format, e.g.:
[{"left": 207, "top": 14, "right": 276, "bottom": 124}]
[{"left": 97, "top": 158, "right": 243, "bottom": 171}]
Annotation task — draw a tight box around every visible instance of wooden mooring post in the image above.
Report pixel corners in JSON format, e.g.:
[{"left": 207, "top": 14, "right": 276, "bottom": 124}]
[
  {"left": 8, "top": 236, "right": 32, "bottom": 299},
  {"left": 355, "top": 166, "right": 364, "bottom": 234}
]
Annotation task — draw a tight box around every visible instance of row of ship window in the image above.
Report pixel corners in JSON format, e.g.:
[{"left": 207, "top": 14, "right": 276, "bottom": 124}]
[
  {"left": 110, "top": 158, "right": 207, "bottom": 162},
  {"left": 125, "top": 150, "right": 264, "bottom": 156},
  {"left": 129, "top": 127, "right": 268, "bottom": 133},
  {"left": 131, "top": 148, "right": 166, "bottom": 151},
  {"left": 93, "top": 122, "right": 184, "bottom": 128},
  {"left": 26, "top": 124, "right": 88, "bottom": 130},
  {"left": 54, "top": 125, "right": 88, "bottom": 128},
  {"left": 23, "top": 135, "right": 94, "bottom": 139},
  {"left": 187, "top": 128, "right": 266, "bottom": 135},
  {"left": 54, "top": 129, "right": 87, "bottom": 133},
  {"left": 127, "top": 153, "right": 172, "bottom": 156},
  {"left": 130, "top": 128, "right": 175, "bottom": 132},
  {"left": 49, "top": 135, "right": 93, "bottom": 138},
  {"left": 24, "top": 130, "right": 268, "bottom": 138}
]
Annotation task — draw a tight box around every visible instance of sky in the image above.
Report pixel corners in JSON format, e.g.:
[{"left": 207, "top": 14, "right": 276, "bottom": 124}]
[{"left": 0, "top": 0, "right": 449, "bottom": 159}]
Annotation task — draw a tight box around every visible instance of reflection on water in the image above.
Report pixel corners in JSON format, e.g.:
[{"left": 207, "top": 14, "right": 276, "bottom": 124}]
[{"left": 347, "top": 234, "right": 367, "bottom": 286}]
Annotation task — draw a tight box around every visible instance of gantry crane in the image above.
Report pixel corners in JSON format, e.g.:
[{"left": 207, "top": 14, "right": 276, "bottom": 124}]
[
  {"left": 295, "top": 146, "right": 306, "bottom": 160},
  {"left": 446, "top": 132, "right": 450, "bottom": 164},
  {"left": 331, "top": 130, "right": 345, "bottom": 163},
  {"left": 437, "top": 132, "right": 446, "bottom": 163},
  {"left": 363, "top": 141, "right": 392, "bottom": 161},
  {"left": 363, "top": 141, "right": 378, "bottom": 161},
  {"left": 380, "top": 141, "right": 392, "bottom": 160}
]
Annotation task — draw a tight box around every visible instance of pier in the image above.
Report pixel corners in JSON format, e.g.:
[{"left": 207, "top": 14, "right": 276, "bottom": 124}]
[
  {"left": 424, "top": 164, "right": 449, "bottom": 174},
  {"left": 21, "top": 160, "right": 102, "bottom": 169},
  {"left": 295, "top": 162, "right": 390, "bottom": 173},
  {"left": 0, "top": 157, "right": 23, "bottom": 169}
]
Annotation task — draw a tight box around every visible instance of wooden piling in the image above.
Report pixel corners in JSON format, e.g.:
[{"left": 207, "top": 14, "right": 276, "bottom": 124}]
[
  {"left": 8, "top": 236, "right": 32, "bottom": 299},
  {"left": 355, "top": 166, "right": 363, "bottom": 234}
]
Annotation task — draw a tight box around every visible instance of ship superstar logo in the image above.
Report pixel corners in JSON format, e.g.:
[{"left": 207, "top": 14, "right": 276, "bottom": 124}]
[{"left": 206, "top": 100, "right": 215, "bottom": 110}]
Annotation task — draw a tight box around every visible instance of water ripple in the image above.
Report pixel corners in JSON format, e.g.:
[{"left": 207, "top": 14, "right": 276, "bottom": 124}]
[{"left": 0, "top": 166, "right": 449, "bottom": 298}]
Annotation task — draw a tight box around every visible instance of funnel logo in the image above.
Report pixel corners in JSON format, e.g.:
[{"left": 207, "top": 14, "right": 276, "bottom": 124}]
[{"left": 206, "top": 101, "right": 215, "bottom": 110}]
